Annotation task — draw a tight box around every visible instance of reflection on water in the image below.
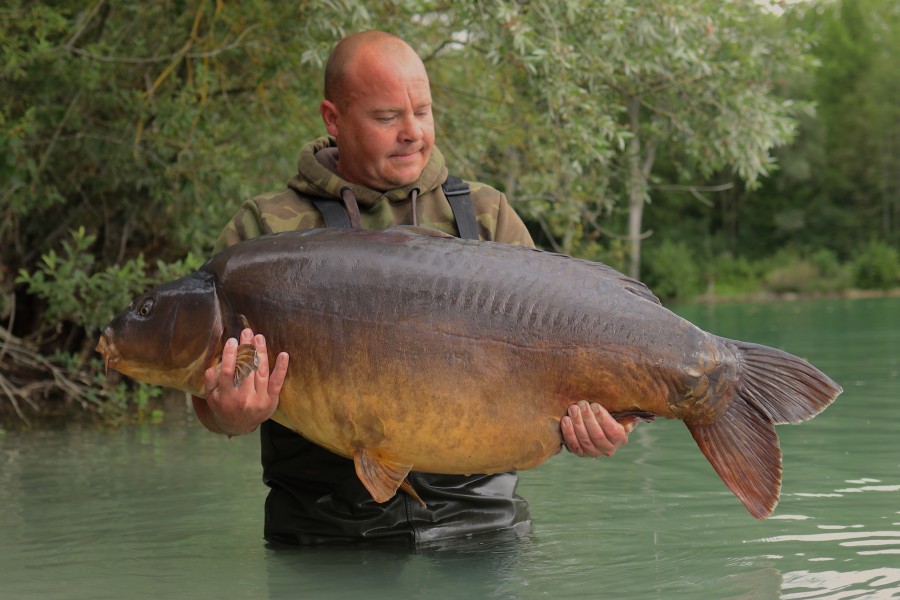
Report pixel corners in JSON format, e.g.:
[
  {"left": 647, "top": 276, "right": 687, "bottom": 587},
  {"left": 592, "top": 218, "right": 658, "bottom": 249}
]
[
  {"left": 1, "top": 297, "right": 898, "bottom": 599},
  {"left": 750, "top": 474, "right": 900, "bottom": 599}
]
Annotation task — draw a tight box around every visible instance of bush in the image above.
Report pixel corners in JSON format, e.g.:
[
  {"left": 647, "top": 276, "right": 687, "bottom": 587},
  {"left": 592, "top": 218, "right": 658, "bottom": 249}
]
[
  {"left": 852, "top": 240, "right": 900, "bottom": 290},
  {"left": 707, "top": 253, "right": 764, "bottom": 296},
  {"left": 763, "top": 248, "right": 851, "bottom": 294},
  {"left": 765, "top": 258, "right": 819, "bottom": 293},
  {"left": 16, "top": 227, "right": 203, "bottom": 335},
  {"left": 809, "top": 248, "right": 842, "bottom": 278},
  {"left": 642, "top": 240, "right": 703, "bottom": 301}
]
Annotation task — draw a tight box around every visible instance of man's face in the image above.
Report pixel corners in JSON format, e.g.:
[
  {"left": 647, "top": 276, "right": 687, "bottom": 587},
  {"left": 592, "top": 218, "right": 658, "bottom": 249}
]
[{"left": 321, "top": 49, "right": 435, "bottom": 191}]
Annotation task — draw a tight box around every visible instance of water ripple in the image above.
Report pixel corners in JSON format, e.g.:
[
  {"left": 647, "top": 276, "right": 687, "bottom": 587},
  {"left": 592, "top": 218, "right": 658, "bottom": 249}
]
[{"left": 781, "top": 568, "right": 900, "bottom": 599}]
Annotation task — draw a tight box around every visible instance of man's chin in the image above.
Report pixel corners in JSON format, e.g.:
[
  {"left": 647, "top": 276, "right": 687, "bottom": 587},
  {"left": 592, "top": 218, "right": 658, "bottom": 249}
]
[{"left": 383, "top": 164, "right": 427, "bottom": 188}]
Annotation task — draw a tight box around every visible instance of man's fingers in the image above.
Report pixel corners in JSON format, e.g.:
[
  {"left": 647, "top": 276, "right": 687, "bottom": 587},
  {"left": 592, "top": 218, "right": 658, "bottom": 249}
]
[
  {"left": 253, "top": 333, "right": 270, "bottom": 379},
  {"left": 561, "top": 414, "right": 581, "bottom": 455},
  {"left": 564, "top": 401, "right": 596, "bottom": 456},
  {"left": 582, "top": 401, "right": 610, "bottom": 450},
  {"left": 268, "top": 352, "right": 290, "bottom": 398},
  {"left": 218, "top": 337, "right": 239, "bottom": 386},
  {"left": 241, "top": 332, "right": 289, "bottom": 402},
  {"left": 203, "top": 362, "right": 222, "bottom": 396},
  {"left": 199, "top": 329, "right": 284, "bottom": 436},
  {"left": 591, "top": 403, "right": 629, "bottom": 453},
  {"left": 562, "top": 401, "right": 632, "bottom": 458},
  {"left": 576, "top": 401, "right": 605, "bottom": 452},
  {"left": 618, "top": 415, "right": 641, "bottom": 434}
]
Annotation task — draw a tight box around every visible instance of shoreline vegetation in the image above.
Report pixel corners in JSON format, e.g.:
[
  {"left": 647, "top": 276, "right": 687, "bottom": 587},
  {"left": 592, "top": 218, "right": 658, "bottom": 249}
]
[{"left": 690, "top": 286, "right": 900, "bottom": 305}]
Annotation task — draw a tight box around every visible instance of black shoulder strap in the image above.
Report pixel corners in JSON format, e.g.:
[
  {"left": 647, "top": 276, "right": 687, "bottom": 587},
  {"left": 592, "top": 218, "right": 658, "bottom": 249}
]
[
  {"left": 309, "top": 176, "right": 479, "bottom": 240},
  {"left": 442, "top": 175, "right": 479, "bottom": 240},
  {"left": 312, "top": 197, "right": 352, "bottom": 229}
]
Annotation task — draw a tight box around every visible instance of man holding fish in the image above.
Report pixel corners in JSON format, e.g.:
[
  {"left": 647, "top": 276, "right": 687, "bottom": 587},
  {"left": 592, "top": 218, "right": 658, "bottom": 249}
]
[{"left": 194, "top": 31, "right": 637, "bottom": 545}]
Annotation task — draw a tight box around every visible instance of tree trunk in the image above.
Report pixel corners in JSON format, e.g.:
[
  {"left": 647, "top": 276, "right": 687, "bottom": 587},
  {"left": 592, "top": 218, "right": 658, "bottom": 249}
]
[{"left": 627, "top": 95, "right": 647, "bottom": 280}]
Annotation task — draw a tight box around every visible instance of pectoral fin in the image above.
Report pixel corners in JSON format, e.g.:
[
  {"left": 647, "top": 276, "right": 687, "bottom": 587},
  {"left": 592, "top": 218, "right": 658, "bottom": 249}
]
[
  {"left": 233, "top": 343, "right": 258, "bottom": 388},
  {"left": 353, "top": 449, "right": 416, "bottom": 505}
]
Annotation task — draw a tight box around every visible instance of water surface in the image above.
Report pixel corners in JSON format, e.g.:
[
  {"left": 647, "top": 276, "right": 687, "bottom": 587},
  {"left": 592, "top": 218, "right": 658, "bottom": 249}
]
[{"left": 1, "top": 297, "right": 898, "bottom": 599}]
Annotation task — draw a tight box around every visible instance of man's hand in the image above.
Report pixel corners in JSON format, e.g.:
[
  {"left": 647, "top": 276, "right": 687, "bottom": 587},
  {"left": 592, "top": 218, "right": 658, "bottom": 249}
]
[
  {"left": 561, "top": 401, "right": 638, "bottom": 458},
  {"left": 193, "top": 328, "right": 289, "bottom": 436}
]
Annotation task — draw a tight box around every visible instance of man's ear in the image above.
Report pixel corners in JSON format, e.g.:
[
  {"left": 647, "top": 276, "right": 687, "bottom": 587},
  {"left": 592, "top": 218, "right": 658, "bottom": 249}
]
[{"left": 320, "top": 99, "right": 339, "bottom": 137}]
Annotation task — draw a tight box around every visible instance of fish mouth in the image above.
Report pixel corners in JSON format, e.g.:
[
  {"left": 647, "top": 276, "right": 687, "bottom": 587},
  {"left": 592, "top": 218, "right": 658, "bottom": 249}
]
[{"left": 95, "top": 334, "right": 119, "bottom": 376}]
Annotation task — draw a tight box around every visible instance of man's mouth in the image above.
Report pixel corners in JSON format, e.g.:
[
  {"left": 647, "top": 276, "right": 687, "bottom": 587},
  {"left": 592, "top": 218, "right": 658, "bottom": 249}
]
[{"left": 391, "top": 147, "right": 422, "bottom": 160}]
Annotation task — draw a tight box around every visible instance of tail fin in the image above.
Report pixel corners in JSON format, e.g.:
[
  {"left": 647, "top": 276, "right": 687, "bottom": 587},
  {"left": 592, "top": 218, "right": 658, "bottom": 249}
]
[{"left": 686, "top": 340, "right": 842, "bottom": 519}]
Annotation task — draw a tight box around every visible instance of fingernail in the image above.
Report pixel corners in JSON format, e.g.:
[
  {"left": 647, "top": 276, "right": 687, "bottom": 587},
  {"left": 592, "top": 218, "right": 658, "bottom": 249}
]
[
  {"left": 591, "top": 403, "right": 602, "bottom": 414},
  {"left": 568, "top": 405, "right": 579, "bottom": 418}
]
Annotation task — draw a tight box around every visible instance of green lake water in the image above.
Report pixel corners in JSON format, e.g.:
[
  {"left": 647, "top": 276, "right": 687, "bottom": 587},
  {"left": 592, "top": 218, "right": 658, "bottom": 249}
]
[{"left": 1, "top": 297, "right": 898, "bottom": 599}]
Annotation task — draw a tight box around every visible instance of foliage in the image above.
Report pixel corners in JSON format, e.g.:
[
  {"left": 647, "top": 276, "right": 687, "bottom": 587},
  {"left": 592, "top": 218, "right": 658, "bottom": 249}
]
[
  {"left": 851, "top": 239, "right": 900, "bottom": 290},
  {"left": 642, "top": 240, "right": 704, "bottom": 301},
  {"left": 762, "top": 248, "right": 852, "bottom": 294},
  {"left": 433, "top": 1, "right": 812, "bottom": 278},
  {"left": 749, "top": 0, "right": 900, "bottom": 258},
  {"left": 16, "top": 227, "right": 202, "bottom": 335},
  {"left": 17, "top": 227, "right": 147, "bottom": 333},
  {"left": 707, "top": 253, "right": 764, "bottom": 297}
]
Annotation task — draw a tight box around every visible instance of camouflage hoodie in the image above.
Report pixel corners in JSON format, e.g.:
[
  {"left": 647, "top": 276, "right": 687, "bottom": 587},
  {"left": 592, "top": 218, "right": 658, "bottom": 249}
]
[{"left": 214, "top": 136, "right": 534, "bottom": 251}]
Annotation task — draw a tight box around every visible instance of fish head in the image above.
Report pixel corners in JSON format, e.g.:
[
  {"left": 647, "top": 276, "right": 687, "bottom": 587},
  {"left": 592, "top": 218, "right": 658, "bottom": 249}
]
[{"left": 96, "top": 270, "right": 224, "bottom": 395}]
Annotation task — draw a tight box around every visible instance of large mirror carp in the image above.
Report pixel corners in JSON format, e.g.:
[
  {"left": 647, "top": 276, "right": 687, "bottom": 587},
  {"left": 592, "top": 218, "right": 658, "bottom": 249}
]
[{"left": 96, "top": 226, "right": 841, "bottom": 519}]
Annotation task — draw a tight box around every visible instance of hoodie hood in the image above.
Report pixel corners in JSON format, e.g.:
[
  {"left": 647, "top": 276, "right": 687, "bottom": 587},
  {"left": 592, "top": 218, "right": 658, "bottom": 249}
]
[{"left": 288, "top": 136, "right": 449, "bottom": 208}]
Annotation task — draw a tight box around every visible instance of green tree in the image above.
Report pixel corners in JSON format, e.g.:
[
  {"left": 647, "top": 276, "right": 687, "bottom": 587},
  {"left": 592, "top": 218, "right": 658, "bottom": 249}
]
[
  {"left": 748, "top": 0, "right": 899, "bottom": 259},
  {"left": 426, "top": 1, "right": 811, "bottom": 278}
]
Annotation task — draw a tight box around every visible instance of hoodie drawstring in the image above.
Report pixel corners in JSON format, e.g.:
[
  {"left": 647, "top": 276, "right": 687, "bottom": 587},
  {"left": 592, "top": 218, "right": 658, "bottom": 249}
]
[
  {"left": 339, "top": 187, "right": 362, "bottom": 229},
  {"left": 410, "top": 188, "right": 419, "bottom": 227},
  {"left": 336, "top": 187, "right": 422, "bottom": 229}
]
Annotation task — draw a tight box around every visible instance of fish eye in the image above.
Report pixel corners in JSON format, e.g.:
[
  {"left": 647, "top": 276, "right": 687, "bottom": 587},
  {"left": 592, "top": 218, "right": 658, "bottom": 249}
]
[{"left": 137, "top": 298, "right": 154, "bottom": 317}]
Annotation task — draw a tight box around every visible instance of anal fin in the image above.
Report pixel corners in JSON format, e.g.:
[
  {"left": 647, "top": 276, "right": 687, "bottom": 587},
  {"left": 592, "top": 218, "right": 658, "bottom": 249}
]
[
  {"left": 686, "top": 399, "right": 782, "bottom": 519},
  {"left": 400, "top": 478, "right": 427, "bottom": 508},
  {"left": 353, "top": 448, "right": 414, "bottom": 504}
]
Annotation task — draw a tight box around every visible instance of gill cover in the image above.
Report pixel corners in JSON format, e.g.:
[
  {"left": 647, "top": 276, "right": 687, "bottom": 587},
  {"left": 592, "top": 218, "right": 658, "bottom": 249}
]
[{"left": 101, "top": 270, "right": 223, "bottom": 392}]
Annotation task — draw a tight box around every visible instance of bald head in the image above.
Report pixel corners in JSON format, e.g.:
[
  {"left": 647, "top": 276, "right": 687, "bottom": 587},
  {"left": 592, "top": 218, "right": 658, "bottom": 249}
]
[
  {"left": 324, "top": 31, "right": 425, "bottom": 108},
  {"left": 318, "top": 30, "right": 435, "bottom": 190}
]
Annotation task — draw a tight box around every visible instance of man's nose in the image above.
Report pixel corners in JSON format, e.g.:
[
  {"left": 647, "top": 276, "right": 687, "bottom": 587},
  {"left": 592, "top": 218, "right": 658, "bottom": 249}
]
[{"left": 398, "top": 113, "right": 423, "bottom": 142}]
